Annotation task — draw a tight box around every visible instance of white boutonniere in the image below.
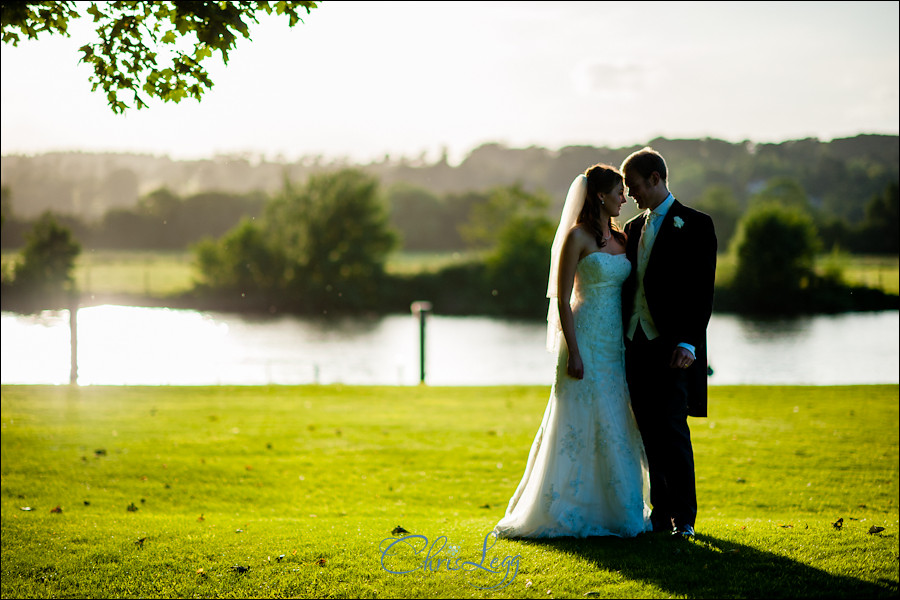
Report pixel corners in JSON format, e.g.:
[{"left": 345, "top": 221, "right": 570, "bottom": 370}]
[{"left": 673, "top": 216, "right": 685, "bottom": 229}]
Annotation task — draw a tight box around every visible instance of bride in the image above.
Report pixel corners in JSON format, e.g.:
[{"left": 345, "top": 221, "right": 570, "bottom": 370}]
[{"left": 493, "top": 164, "right": 651, "bottom": 539}]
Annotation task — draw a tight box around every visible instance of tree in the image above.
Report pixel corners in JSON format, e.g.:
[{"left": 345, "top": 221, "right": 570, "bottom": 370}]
[
  {"left": 856, "top": 183, "right": 899, "bottom": 254},
  {"left": 1, "top": 1, "right": 317, "bottom": 113},
  {"left": 193, "top": 217, "right": 285, "bottom": 297},
  {"left": 485, "top": 212, "right": 555, "bottom": 317},
  {"left": 729, "top": 204, "right": 821, "bottom": 313},
  {"left": 195, "top": 169, "right": 397, "bottom": 312},
  {"left": 748, "top": 177, "right": 811, "bottom": 212},
  {"left": 266, "top": 169, "right": 397, "bottom": 310},
  {"left": 460, "top": 184, "right": 556, "bottom": 316},
  {"left": 386, "top": 183, "right": 451, "bottom": 251},
  {"left": 12, "top": 212, "right": 82, "bottom": 301},
  {"left": 694, "top": 184, "right": 741, "bottom": 248},
  {"left": 460, "top": 183, "right": 551, "bottom": 249}
]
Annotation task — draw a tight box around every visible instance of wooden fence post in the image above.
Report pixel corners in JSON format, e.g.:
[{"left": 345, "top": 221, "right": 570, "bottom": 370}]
[{"left": 69, "top": 293, "right": 79, "bottom": 386}]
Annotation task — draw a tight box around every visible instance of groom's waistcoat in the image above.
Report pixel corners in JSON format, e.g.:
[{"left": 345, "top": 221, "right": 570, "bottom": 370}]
[{"left": 626, "top": 194, "right": 674, "bottom": 342}]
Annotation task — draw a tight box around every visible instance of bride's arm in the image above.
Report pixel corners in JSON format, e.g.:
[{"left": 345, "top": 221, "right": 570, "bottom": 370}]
[{"left": 557, "top": 227, "right": 584, "bottom": 379}]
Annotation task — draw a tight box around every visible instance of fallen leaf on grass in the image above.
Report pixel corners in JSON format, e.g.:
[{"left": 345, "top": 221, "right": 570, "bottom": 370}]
[
  {"left": 50, "top": 505, "right": 63, "bottom": 513},
  {"left": 197, "top": 514, "right": 205, "bottom": 521},
  {"left": 127, "top": 502, "right": 139, "bottom": 512},
  {"left": 196, "top": 568, "right": 207, "bottom": 577},
  {"left": 316, "top": 558, "right": 327, "bottom": 567},
  {"left": 868, "top": 526, "right": 886, "bottom": 535}
]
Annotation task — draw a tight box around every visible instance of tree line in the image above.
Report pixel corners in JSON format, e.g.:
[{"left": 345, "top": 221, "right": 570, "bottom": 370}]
[
  {"left": 3, "top": 155, "right": 898, "bottom": 259},
  {"left": 2, "top": 165, "right": 897, "bottom": 318},
  {"left": 2, "top": 134, "right": 898, "bottom": 254}
]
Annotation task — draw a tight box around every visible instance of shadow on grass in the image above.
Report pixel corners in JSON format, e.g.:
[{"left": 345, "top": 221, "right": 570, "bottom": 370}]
[{"left": 514, "top": 532, "right": 897, "bottom": 599}]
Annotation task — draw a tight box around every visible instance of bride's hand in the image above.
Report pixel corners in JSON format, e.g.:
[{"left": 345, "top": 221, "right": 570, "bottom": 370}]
[{"left": 567, "top": 353, "right": 584, "bottom": 379}]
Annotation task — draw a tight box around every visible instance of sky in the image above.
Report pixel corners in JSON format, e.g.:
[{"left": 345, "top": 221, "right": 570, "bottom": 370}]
[{"left": 1, "top": 1, "right": 898, "bottom": 166}]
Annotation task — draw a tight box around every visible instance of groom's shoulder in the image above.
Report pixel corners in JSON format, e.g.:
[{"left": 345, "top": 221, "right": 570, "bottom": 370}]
[{"left": 624, "top": 213, "right": 643, "bottom": 228}]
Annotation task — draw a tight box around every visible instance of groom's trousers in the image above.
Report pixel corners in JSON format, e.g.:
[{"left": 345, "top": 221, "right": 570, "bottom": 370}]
[{"left": 625, "top": 326, "right": 698, "bottom": 530}]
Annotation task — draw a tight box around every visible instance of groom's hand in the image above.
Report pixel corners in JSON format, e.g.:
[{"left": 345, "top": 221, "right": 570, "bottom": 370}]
[
  {"left": 669, "top": 347, "right": 695, "bottom": 370},
  {"left": 567, "top": 354, "right": 584, "bottom": 379}
]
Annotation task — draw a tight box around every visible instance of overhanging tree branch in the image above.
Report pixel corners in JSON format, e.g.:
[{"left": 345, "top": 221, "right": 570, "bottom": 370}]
[{"left": 1, "top": 0, "right": 318, "bottom": 113}]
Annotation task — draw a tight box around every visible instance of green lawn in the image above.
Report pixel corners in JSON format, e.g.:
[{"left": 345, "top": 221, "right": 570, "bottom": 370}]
[{"left": 2, "top": 384, "right": 897, "bottom": 599}]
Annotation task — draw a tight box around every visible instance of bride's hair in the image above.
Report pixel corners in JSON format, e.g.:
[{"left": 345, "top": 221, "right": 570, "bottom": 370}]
[{"left": 580, "top": 163, "right": 626, "bottom": 248}]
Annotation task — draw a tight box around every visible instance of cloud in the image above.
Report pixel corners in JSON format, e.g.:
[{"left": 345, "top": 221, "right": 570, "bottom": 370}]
[{"left": 572, "top": 61, "right": 651, "bottom": 99}]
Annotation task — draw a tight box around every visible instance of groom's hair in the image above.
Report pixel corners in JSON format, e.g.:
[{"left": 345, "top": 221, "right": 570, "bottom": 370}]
[{"left": 621, "top": 147, "right": 668, "bottom": 182}]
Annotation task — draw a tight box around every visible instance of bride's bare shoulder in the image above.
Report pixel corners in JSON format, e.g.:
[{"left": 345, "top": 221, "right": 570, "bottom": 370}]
[{"left": 566, "top": 223, "right": 591, "bottom": 242}]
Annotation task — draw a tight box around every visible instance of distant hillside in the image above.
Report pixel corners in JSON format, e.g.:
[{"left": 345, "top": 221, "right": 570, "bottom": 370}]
[{"left": 1, "top": 134, "right": 897, "bottom": 224}]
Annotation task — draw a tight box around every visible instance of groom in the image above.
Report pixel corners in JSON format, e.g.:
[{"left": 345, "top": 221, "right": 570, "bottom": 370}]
[{"left": 620, "top": 147, "right": 717, "bottom": 538}]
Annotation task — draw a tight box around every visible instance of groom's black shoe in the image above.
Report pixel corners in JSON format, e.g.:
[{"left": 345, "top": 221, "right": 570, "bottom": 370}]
[{"left": 673, "top": 524, "right": 695, "bottom": 538}]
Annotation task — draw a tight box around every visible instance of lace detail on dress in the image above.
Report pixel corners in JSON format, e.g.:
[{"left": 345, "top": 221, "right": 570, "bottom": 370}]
[
  {"left": 493, "top": 252, "right": 651, "bottom": 539},
  {"left": 560, "top": 424, "right": 585, "bottom": 462}
]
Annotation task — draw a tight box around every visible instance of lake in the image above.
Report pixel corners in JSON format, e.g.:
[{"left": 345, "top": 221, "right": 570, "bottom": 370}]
[{"left": 1, "top": 307, "right": 897, "bottom": 386}]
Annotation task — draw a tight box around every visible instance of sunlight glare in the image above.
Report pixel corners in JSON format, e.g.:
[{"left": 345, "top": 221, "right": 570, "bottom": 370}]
[{"left": 75, "top": 305, "right": 229, "bottom": 385}]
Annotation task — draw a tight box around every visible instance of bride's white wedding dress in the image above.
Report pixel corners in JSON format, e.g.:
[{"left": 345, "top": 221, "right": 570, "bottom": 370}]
[{"left": 494, "top": 252, "right": 651, "bottom": 538}]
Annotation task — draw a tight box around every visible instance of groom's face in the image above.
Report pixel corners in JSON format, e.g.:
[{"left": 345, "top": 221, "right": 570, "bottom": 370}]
[{"left": 624, "top": 172, "right": 662, "bottom": 211}]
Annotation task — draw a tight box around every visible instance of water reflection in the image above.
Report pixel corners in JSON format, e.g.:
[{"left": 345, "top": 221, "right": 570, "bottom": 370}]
[
  {"left": 1, "top": 306, "right": 897, "bottom": 386},
  {"left": 735, "top": 315, "right": 811, "bottom": 340}
]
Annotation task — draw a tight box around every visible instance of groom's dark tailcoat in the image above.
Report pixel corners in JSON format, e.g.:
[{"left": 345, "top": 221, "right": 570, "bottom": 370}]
[
  {"left": 622, "top": 199, "right": 717, "bottom": 416},
  {"left": 622, "top": 199, "right": 717, "bottom": 529}
]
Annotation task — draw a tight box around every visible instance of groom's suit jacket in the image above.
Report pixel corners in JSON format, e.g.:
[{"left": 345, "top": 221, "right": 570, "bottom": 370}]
[{"left": 622, "top": 199, "right": 717, "bottom": 417}]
